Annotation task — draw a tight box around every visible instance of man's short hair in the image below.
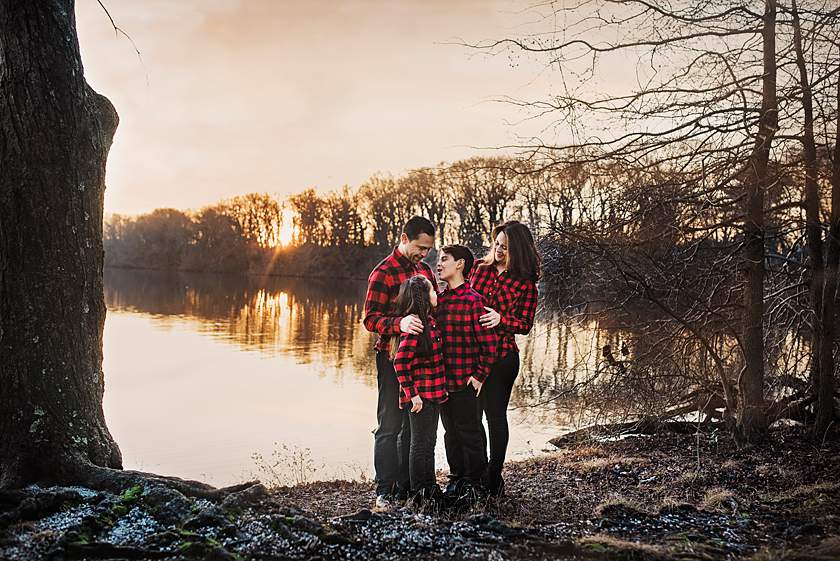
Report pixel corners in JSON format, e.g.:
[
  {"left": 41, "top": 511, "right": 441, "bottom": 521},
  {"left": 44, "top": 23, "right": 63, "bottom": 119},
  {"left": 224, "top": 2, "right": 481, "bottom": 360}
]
[
  {"left": 441, "top": 244, "right": 475, "bottom": 277},
  {"left": 403, "top": 216, "right": 435, "bottom": 241}
]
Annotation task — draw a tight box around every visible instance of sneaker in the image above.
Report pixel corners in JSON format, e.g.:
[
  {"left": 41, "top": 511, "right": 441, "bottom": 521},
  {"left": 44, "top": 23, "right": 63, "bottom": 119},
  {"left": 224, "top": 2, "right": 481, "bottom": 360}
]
[
  {"left": 443, "top": 478, "right": 464, "bottom": 498},
  {"left": 374, "top": 494, "right": 396, "bottom": 511}
]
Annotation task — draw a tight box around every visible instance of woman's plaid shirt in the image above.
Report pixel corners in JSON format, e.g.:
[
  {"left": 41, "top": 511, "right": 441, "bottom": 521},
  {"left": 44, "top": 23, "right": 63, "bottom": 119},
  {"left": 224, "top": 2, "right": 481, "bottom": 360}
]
[
  {"left": 436, "top": 282, "right": 499, "bottom": 391},
  {"left": 392, "top": 318, "right": 447, "bottom": 407},
  {"left": 363, "top": 247, "right": 437, "bottom": 354},
  {"left": 469, "top": 265, "right": 538, "bottom": 357}
]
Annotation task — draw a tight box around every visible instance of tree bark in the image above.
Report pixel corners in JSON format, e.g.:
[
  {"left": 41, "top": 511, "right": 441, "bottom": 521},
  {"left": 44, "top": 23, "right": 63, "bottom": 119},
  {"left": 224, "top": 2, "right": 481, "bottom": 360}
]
[
  {"left": 737, "top": 0, "right": 776, "bottom": 444},
  {"left": 791, "top": 0, "right": 834, "bottom": 436},
  {"left": 0, "top": 0, "right": 123, "bottom": 488},
  {"left": 815, "top": 48, "right": 840, "bottom": 439}
]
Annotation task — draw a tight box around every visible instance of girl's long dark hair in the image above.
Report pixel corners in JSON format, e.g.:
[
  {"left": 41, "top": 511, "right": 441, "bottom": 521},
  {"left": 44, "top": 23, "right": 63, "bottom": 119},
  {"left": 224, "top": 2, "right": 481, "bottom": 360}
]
[
  {"left": 479, "top": 220, "right": 541, "bottom": 282},
  {"left": 390, "top": 275, "right": 434, "bottom": 359}
]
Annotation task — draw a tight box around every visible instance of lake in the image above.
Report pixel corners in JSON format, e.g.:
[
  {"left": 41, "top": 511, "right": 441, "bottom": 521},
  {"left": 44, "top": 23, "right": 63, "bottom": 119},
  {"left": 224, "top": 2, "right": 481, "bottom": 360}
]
[{"left": 102, "top": 269, "right": 615, "bottom": 487}]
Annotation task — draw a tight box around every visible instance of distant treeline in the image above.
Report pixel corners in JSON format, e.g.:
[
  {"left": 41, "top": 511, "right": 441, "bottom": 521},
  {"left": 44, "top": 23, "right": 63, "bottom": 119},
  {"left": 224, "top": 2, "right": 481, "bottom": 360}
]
[{"left": 104, "top": 155, "right": 583, "bottom": 279}]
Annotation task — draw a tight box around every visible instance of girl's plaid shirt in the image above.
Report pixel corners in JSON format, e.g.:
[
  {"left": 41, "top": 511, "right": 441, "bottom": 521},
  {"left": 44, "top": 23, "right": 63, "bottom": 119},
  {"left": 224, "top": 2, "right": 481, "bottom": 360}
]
[
  {"left": 469, "top": 265, "right": 538, "bottom": 357},
  {"left": 392, "top": 318, "right": 447, "bottom": 407},
  {"left": 362, "top": 247, "right": 437, "bottom": 355},
  {"left": 436, "top": 282, "right": 499, "bottom": 391}
]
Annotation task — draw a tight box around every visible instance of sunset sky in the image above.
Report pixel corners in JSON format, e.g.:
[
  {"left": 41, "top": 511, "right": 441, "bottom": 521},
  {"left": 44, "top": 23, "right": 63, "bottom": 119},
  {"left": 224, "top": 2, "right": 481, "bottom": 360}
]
[{"left": 75, "top": 0, "right": 569, "bottom": 216}]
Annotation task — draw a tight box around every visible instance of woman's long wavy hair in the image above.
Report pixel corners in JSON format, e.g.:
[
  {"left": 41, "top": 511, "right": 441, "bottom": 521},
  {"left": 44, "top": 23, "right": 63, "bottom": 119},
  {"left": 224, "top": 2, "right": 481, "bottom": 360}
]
[
  {"left": 390, "top": 275, "right": 434, "bottom": 360},
  {"left": 479, "top": 220, "right": 541, "bottom": 282}
]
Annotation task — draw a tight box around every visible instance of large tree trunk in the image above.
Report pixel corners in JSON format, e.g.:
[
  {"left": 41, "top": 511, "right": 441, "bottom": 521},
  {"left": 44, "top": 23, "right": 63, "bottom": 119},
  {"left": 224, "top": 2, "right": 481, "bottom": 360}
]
[
  {"left": 0, "top": 0, "right": 122, "bottom": 488},
  {"left": 737, "top": 0, "right": 776, "bottom": 444},
  {"left": 792, "top": 1, "right": 834, "bottom": 439},
  {"left": 815, "top": 52, "right": 840, "bottom": 438}
]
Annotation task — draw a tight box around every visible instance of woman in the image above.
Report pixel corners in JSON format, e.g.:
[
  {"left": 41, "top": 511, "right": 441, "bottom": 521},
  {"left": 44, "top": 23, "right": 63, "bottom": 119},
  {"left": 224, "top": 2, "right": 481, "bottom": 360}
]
[
  {"left": 391, "top": 275, "right": 447, "bottom": 505},
  {"left": 470, "top": 220, "right": 540, "bottom": 496}
]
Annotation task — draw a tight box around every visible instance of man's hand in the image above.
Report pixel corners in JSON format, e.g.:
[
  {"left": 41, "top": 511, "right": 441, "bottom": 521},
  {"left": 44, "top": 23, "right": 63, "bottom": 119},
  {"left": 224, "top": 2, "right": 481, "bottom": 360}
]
[
  {"left": 410, "top": 395, "right": 424, "bottom": 413},
  {"left": 467, "top": 376, "right": 483, "bottom": 396},
  {"left": 400, "top": 314, "right": 424, "bottom": 334},
  {"left": 479, "top": 307, "right": 501, "bottom": 328}
]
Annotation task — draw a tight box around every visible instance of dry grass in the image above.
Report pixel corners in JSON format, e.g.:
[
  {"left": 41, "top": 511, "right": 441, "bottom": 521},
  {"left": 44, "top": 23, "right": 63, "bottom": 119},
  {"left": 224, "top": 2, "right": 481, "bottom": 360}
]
[
  {"left": 720, "top": 459, "right": 741, "bottom": 470},
  {"left": 574, "top": 455, "right": 648, "bottom": 472},
  {"left": 657, "top": 495, "right": 694, "bottom": 512},
  {"left": 670, "top": 469, "right": 709, "bottom": 487},
  {"left": 770, "top": 482, "right": 840, "bottom": 502},
  {"left": 593, "top": 496, "right": 652, "bottom": 517},
  {"left": 700, "top": 486, "right": 736, "bottom": 511},
  {"left": 578, "top": 534, "right": 669, "bottom": 560}
]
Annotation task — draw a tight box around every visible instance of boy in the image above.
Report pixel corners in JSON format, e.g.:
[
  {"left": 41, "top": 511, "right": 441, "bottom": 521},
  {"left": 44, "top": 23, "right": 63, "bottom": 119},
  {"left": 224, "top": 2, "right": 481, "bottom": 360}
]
[{"left": 435, "top": 245, "right": 498, "bottom": 498}]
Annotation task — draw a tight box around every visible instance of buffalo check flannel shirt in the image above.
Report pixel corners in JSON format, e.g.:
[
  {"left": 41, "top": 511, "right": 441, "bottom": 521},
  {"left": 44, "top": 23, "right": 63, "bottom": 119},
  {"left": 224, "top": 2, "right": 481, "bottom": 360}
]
[
  {"left": 436, "top": 282, "right": 499, "bottom": 391},
  {"left": 392, "top": 317, "right": 448, "bottom": 407},
  {"left": 469, "top": 265, "right": 538, "bottom": 357},
  {"left": 363, "top": 246, "right": 437, "bottom": 355}
]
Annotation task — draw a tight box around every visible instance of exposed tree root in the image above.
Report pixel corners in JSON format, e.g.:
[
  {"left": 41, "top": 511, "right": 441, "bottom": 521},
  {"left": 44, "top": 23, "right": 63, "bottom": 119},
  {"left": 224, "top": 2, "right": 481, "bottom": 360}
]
[
  {"left": 550, "top": 419, "right": 725, "bottom": 447},
  {"left": 69, "top": 462, "right": 261, "bottom": 501},
  {"left": 0, "top": 460, "right": 268, "bottom": 533}
]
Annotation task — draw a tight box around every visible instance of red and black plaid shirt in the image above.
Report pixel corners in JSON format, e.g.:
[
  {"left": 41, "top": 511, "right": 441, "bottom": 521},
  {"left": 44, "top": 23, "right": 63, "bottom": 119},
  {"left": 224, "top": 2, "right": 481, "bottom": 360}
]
[
  {"left": 469, "top": 265, "right": 538, "bottom": 357},
  {"left": 363, "top": 247, "right": 437, "bottom": 354},
  {"left": 392, "top": 317, "right": 448, "bottom": 407},
  {"left": 436, "top": 282, "right": 499, "bottom": 390}
]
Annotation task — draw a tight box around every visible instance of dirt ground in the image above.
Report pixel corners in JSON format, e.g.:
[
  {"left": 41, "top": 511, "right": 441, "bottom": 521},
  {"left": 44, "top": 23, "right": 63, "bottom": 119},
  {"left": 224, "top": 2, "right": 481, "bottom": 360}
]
[{"left": 2, "top": 426, "right": 838, "bottom": 560}]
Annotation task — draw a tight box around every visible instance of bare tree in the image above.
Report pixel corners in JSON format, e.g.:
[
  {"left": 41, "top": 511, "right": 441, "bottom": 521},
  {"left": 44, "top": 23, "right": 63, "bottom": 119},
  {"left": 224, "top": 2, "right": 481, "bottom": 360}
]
[
  {"left": 402, "top": 166, "right": 450, "bottom": 244},
  {"left": 221, "top": 193, "right": 283, "bottom": 248},
  {"left": 357, "top": 174, "right": 414, "bottom": 247},
  {"left": 288, "top": 188, "right": 327, "bottom": 246},
  {"left": 468, "top": 0, "right": 840, "bottom": 443}
]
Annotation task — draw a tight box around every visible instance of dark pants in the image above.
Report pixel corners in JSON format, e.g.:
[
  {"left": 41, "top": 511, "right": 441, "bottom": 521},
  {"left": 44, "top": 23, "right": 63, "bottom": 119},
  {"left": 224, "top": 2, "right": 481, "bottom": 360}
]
[
  {"left": 408, "top": 401, "right": 439, "bottom": 491},
  {"left": 440, "top": 386, "right": 487, "bottom": 483},
  {"left": 374, "top": 351, "right": 411, "bottom": 496},
  {"left": 479, "top": 351, "right": 520, "bottom": 485}
]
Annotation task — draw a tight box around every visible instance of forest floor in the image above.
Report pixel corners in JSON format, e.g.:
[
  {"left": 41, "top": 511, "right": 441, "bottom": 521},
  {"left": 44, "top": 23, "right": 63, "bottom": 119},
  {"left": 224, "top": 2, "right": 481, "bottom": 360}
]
[{"left": 2, "top": 425, "right": 838, "bottom": 561}]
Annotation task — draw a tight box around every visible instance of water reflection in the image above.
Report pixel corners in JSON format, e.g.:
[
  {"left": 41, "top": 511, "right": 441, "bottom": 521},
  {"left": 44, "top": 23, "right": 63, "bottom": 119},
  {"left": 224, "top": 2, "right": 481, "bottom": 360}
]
[{"left": 102, "top": 269, "right": 606, "bottom": 485}]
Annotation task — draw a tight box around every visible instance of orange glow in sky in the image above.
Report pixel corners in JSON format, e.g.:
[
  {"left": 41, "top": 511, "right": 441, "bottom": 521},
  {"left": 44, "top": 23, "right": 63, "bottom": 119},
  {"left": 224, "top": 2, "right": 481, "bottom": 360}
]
[{"left": 74, "top": 0, "right": 564, "bottom": 216}]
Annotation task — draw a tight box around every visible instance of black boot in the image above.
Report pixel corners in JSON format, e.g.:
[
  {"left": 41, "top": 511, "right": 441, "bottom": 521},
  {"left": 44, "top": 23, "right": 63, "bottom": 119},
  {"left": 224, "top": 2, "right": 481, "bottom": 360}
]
[{"left": 482, "top": 472, "right": 505, "bottom": 498}]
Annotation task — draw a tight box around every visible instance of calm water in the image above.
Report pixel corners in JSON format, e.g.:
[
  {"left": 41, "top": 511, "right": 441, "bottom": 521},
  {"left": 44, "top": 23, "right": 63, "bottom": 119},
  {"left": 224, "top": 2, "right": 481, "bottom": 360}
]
[{"left": 102, "top": 269, "right": 613, "bottom": 486}]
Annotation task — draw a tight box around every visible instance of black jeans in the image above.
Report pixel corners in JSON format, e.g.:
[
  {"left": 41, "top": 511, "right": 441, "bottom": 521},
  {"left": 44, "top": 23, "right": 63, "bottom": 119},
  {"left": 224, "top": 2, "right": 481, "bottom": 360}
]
[
  {"left": 480, "top": 351, "right": 520, "bottom": 484},
  {"left": 440, "top": 387, "right": 487, "bottom": 483},
  {"left": 374, "top": 351, "right": 411, "bottom": 496},
  {"left": 408, "top": 401, "right": 439, "bottom": 491}
]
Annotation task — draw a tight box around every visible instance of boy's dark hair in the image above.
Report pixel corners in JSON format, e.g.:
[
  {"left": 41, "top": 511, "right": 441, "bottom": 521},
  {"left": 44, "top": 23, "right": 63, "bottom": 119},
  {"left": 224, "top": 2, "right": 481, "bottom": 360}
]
[
  {"left": 441, "top": 244, "right": 475, "bottom": 278},
  {"left": 403, "top": 216, "right": 435, "bottom": 241}
]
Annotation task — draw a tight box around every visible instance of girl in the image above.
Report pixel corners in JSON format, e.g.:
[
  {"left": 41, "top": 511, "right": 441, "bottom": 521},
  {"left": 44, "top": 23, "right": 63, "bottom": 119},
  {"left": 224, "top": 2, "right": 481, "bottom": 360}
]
[
  {"left": 391, "top": 274, "right": 447, "bottom": 503},
  {"left": 470, "top": 221, "right": 540, "bottom": 496}
]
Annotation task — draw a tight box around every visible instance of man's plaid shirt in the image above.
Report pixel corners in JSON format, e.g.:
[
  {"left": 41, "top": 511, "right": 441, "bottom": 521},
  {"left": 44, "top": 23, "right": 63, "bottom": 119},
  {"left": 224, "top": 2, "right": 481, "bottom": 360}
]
[
  {"left": 436, "top": 281, "right": 499, "bottom": 391},
  {"left": 363, "top": 247, "right": 437, "bottom": 354},
  {"left": 469, "top": 265, "right": 538, "bottom": 357},
  {"left": 392, "top": 317, "right": 448, "bottom": 407}
]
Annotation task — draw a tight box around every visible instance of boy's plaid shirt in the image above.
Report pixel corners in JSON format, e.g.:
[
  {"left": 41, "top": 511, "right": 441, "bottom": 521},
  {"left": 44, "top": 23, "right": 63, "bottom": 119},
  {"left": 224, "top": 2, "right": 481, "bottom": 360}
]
[
  {"left": 392, "top": 317, "right": 448, "bottom": 407},
  {"left": 436, "top": 282, "right": 499, "bottom": 391},
  {"left": 363, "top": 247, "right": 436, "bottom": 354},
  {"left": 469, "top": 265, "right": 538, "bottom": 357}
]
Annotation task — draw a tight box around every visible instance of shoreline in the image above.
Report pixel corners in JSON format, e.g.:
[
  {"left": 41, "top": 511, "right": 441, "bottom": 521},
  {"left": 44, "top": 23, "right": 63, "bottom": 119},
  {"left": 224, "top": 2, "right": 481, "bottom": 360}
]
[
  {"left": 3, "top": 426, "right": 837, "bottom": 560},
  {"left": 104, "top": 265, "right": 371, "bottom": 282}
]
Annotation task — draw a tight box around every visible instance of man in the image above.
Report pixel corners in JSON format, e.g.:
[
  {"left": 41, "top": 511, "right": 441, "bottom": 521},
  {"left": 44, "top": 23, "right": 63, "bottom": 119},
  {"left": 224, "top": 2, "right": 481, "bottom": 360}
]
[
  {"left": 363, "top": 216, "right": 436, "bottom": 509},
  {"left": 435, "top": 244, "right": 498, "bottom": 501}
]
